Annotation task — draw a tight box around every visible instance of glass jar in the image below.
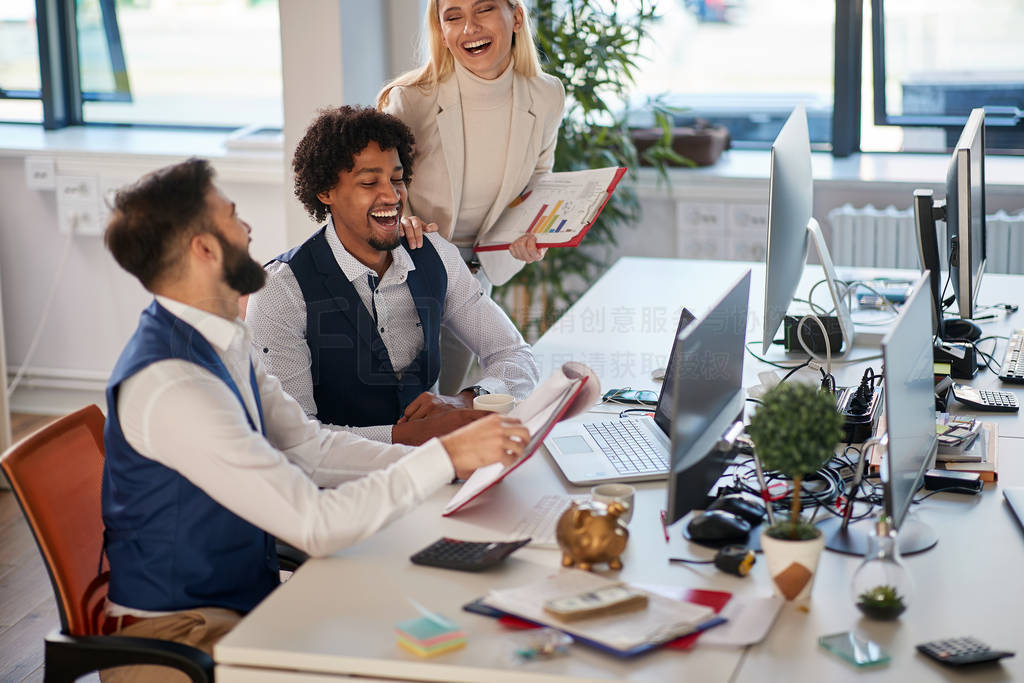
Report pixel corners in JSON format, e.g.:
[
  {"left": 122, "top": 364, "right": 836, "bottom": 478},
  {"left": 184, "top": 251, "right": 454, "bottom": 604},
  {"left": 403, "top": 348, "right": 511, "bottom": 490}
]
[{"left": 850, "top": 517, "right": 913, "bottom": 620}]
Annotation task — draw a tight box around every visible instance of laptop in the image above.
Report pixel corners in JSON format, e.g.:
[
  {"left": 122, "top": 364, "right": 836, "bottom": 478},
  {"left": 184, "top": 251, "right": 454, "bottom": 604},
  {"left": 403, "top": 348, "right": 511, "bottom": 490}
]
[
  {"left": 1005, "top": 488, "right": 1024, "bottom": 533},
  {"left": 544, "top": 307, "right": 697, "bottom": 485}
]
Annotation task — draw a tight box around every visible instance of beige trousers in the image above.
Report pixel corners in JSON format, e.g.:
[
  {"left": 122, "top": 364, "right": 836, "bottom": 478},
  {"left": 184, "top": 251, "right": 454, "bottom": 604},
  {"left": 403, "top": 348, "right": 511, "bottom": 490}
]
[{"left": 99, "top": 607, "right": 242, "bottom": 683}]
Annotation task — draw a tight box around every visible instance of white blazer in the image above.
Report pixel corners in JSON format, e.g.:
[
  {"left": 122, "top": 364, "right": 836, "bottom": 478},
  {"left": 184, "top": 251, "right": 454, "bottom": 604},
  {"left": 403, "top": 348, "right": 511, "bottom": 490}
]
[{"left": 383, "top": 69, "right": 565, "bottom": 286}]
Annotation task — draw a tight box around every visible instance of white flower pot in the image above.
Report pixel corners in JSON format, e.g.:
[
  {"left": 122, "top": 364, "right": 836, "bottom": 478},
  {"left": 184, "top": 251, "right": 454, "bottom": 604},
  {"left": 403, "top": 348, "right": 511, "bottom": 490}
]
[{"left": 760, "top": 527, "right": 826, "bottom": 605}]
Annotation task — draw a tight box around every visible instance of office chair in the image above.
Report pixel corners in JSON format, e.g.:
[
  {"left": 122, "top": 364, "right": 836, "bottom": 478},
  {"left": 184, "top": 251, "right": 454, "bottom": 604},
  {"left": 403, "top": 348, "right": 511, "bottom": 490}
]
[{"left": 0, "top": 405, "right": 213, "bottom": 683}]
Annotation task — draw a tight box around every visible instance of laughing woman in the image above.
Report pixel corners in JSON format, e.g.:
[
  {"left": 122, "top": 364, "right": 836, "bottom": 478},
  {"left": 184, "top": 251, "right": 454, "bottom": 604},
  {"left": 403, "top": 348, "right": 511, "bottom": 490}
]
[{"left": 378, "top": 0, "right": 564, "bottom": 394}]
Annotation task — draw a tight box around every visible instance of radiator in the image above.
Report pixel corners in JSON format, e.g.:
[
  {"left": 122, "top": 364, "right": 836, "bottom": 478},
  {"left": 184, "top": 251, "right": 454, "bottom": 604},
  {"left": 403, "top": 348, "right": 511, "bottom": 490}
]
[{"left": 826, "top": 205, "right": 1024, "bottom": 274}]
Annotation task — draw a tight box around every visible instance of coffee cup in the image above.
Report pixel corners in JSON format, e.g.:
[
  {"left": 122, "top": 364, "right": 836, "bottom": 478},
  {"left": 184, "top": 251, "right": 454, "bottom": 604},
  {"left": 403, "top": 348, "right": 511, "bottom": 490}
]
[
  {"left": 473, "top": 393, "right": 515, "bottom": 414},
  {"left": 590, "top": 483, "right": 636, "bottom": 524}
]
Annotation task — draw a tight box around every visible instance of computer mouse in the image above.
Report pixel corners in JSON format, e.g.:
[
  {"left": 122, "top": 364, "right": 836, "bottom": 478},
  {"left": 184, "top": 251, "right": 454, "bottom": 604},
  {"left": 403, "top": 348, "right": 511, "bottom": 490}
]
[
  {"left": 687, "top": 510, "right": 751, "bottom": 543},
  {"left": 707, "top": 494, "right": 766, "bottom": 526}
]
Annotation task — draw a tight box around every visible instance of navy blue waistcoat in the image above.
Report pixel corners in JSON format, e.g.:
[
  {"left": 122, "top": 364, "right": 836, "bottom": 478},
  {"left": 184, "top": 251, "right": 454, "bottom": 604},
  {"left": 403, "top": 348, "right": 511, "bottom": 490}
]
[
  {"left": 102, "top": 301, "right": 279, "bottom": 613},
  {"left": 274, "top": 227, "right": 446, "bottom": 427}
]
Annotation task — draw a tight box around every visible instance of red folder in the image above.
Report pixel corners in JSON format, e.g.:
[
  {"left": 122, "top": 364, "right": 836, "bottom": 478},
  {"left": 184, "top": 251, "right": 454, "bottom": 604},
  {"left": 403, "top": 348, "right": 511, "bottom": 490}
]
[
  {"left": 473, "top": 167, "right": 627, "bottom": 252},
  {"left": 441, "top": 376, "right": 590, "bottom": 516}
]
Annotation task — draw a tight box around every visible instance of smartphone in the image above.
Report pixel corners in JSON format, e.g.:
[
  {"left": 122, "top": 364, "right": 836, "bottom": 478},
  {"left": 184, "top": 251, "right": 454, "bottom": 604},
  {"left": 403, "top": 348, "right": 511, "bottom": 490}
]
[
  {"left": 603, "top": 388, "right": 659, "bottom": 406},
  {"left": 818, "top": 631, "right": 890, "bottom": 667}
]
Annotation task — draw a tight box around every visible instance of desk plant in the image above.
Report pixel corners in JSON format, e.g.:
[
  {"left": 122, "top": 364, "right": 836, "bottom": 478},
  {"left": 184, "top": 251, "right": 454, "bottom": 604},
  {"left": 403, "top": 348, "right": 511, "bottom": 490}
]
[{"left": 746, "top": 382, "right": 842, "bottom": 602}]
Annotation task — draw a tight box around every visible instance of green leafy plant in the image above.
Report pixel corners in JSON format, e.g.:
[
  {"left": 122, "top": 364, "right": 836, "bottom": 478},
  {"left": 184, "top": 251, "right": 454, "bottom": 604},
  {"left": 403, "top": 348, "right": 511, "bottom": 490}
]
[
  {"left": 746, "top": 382, "right": 843, "bottom": 541},
  {"left": 856, "top": 584, "right": 907, "bottom": 620},
  {"left": 496, "top": 0, "right": 688, "bottom": 340}
]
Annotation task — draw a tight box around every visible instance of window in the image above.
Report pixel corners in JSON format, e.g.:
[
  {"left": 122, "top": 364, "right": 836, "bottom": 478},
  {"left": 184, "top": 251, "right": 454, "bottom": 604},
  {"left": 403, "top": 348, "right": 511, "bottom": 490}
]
[
  {"left": 1, "top": 0, "right": 283, "bottom": 130},
  {"left": 0, "top": 1, "right": 43, "bottom": 122},
  {"left": 868, "top": 0, "right": 1024, "bottom": 153},
  {"left": 633, "top": 0, "right": 837, "bottom": 147}
]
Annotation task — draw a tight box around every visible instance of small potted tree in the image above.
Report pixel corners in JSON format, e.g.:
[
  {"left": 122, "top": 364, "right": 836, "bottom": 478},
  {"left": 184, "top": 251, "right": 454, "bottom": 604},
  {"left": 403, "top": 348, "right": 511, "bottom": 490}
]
[{"left": 746, "top": 382, "right": 843, "bottom": 604}]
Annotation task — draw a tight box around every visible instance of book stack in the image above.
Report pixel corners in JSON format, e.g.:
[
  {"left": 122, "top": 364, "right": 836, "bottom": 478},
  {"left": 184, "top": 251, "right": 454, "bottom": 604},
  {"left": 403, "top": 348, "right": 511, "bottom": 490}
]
[
  {"left": 936, "top": 421, "right": 999, "bottom": 482},
  {"left": 395, "top": 614, "right": 466, "bottom": 658}
]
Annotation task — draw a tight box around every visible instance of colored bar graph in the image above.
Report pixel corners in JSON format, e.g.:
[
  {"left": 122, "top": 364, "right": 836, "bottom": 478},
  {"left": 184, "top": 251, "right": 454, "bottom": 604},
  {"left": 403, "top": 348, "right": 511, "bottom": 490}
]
[
  {"left": 538, "top": 200, "right": 563, "bottom": 233},
  {"left": 526, "top": 204, "right": 548, "bottom": 233}
]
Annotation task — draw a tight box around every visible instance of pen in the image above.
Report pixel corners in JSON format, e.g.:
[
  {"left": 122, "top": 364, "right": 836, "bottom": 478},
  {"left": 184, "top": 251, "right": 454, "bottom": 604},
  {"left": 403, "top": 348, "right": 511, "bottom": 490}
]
[
  {"left": 659, "top": 509, "right": 670, "bottom": 542},
  {"left": 972, "top": 313, "right": 997, "bottom": 321}
]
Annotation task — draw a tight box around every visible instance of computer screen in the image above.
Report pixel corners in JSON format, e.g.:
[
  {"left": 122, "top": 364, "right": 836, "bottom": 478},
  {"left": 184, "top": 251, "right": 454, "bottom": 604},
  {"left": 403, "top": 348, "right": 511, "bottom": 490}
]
[
  {"left": 946, "top": 108, "right": 987, "bottom": 322},
  {"left": 653, "top": 309, "right": 697, "bottom": 436},
  {"left": 881, "top": 271, "right": 938, "bottom": 529},
  {"left": 666, "top": 270, "right": 750, "bottom": 525},
  {"left": 761, "top": 105, "right": 812, "bottom": 354}
]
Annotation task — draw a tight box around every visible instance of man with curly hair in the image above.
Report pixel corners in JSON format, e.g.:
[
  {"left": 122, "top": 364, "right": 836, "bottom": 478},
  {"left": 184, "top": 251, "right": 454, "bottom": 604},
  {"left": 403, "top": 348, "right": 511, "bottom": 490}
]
[{"left": 246, "top": 106, "right": 539, "bottom": 445}]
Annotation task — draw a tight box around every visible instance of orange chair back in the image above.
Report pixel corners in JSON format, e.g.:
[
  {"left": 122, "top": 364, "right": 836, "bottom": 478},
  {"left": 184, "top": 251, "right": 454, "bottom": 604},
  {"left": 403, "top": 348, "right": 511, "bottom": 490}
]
[{"left": 0, "top": 405, "right": 109, "bottom": 636}]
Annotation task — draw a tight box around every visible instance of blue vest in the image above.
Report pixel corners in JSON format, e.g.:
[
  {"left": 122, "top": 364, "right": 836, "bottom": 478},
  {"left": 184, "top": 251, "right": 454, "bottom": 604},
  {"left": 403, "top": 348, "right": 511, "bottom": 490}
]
[
  {"left": 102, "top": 301, "right": 279, "bottom": 613},
  {"left": 274, "top": 228, "right": 447, "bottom": 427}
]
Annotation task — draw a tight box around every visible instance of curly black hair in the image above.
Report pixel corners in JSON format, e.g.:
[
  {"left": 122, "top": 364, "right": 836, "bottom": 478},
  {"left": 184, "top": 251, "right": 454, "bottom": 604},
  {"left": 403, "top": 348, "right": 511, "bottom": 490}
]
[{"left": 293, "top": 106, "right": 416, "bottom": 223}]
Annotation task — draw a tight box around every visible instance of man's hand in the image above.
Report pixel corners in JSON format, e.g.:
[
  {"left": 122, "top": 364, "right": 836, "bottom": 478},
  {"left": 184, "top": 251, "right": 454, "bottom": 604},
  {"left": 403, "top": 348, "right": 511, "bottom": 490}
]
[
  {"left": 392, "top": 408, "right": 491, "bottom": 446},
  {"left": 509, "top": 234, "right": 545, "bottom": 263},
  {"left": 400, "top": 215, "right": 439, "bottom": 249},
  {"left": 440, "top": 414, "right": 531, "bottom": 479},
  {"left": 399, "top": 391, "right": 473, "bottom": 423}
]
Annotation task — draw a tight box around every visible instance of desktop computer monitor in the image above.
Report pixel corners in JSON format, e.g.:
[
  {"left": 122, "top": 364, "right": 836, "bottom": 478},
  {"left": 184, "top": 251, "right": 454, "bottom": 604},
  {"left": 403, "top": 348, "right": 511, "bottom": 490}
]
[
  {"left": 820, "top": 270, "right": 939, "bottom": 555},
  {"left": 666, "top": 270, "right": 750, "bottom": 525},
  {"left": 762, "top": 106, "right": 854, "bottom": 357},
  {"left": 913, "top": 108, "right": 987, "bottom": 341}
]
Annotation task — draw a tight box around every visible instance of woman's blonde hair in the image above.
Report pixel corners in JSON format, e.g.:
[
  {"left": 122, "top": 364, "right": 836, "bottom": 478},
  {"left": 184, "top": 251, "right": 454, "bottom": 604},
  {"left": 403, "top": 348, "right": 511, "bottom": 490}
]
[{"left": 377, "top": 0, "right": 543, "bottom": 109}]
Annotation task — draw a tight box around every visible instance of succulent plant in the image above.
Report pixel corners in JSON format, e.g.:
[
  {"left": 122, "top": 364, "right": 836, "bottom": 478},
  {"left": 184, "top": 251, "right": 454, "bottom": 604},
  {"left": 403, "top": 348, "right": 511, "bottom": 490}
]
[{"left": 856, "top": 584, "right": 908, "bottom": 620}]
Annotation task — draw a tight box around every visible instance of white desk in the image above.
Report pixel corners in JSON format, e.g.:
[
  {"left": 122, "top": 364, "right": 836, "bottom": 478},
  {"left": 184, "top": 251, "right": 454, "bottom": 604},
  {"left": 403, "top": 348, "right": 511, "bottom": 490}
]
[{"left": 216, "top": 258, "right": 1024, "bottom": 682}]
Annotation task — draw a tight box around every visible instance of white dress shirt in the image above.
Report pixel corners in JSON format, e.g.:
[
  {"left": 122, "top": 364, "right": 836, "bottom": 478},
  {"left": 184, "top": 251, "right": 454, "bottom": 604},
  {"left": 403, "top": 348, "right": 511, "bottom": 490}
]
[
  {"left": 109, "top": 296, "right": 454, "bottom": 616},
  {"left": 246, "top": 223, "right": 539, "bottom": 442}
]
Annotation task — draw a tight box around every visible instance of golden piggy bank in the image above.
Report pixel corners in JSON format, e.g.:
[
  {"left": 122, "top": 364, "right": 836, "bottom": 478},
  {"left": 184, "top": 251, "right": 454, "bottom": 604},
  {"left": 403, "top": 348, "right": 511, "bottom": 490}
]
[{"left": 555, "top": 501, "right": 629, "bottom": 571}]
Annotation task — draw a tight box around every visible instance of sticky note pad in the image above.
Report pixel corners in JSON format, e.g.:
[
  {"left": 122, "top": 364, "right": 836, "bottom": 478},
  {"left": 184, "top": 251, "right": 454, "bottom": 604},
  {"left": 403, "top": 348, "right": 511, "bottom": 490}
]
[{"left": 396, "top": 615, "right": 466, "bottom": 658}]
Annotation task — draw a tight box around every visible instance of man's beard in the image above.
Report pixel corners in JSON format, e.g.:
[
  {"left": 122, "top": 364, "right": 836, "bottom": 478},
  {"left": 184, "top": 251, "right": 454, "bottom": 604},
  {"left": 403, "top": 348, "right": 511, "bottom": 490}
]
[
  {"left": 215, "top": 232, "right": 267, "bottom": 295},
  {"left": 368, "top": 232, "right": 401, "bottom": 252}
]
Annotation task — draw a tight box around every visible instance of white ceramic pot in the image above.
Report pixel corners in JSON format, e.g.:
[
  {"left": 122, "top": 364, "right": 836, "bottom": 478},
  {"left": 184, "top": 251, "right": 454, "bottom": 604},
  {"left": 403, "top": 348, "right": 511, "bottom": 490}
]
[{"left": 760, "top": 527, "right": 826, "bottom": 605}]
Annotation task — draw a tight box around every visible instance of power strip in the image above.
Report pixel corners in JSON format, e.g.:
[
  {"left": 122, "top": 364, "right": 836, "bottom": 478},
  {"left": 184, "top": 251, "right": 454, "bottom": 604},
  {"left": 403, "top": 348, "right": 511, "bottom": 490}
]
[{"left": 835, "top": 384, "right": 884, "bottom": 444}]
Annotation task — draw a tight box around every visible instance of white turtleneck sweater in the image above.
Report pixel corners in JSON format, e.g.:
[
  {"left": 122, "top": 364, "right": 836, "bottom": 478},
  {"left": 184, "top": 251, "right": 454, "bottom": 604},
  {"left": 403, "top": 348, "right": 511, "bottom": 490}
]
[{"left": 451, "top": 60, "right": 514, "bottom": 247}]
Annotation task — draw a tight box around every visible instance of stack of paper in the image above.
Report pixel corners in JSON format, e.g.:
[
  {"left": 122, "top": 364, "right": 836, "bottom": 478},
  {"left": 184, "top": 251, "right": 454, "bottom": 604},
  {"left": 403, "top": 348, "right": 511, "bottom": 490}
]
[
  {"left": 482, "top": 570, "right": 714, "bottom": 655},
  {"left": 395, "top": 614, "right": 466, "bottom": 658}
]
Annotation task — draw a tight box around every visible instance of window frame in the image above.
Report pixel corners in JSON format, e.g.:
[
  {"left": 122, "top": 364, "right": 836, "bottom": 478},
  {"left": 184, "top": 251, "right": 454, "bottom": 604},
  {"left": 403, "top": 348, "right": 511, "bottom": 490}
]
[{"left": 870, "top": 0, "right": 1024, "bottom": 134}]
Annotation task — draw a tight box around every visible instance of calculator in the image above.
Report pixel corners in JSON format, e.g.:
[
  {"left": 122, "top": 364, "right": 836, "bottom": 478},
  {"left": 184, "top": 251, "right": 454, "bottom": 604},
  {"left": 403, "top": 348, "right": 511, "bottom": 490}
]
[
  {"left": 950, "top": 384, "right": 1020, "bottom": 413},
  {"left": 916, "top": 636, "right": 1014, "bottom": 667},
  {"left": 409, "top": 538, "right": 530, "bottom": 572}
]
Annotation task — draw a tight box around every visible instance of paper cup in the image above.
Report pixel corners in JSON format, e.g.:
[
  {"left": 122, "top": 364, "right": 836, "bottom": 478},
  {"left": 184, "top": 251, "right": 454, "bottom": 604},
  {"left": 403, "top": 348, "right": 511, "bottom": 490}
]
[
  {"left": 473, "top": 393, "right": 515, "bottom": 414},
  {"left": 590, "top": 483, "right": 635, "bottom": 524}
]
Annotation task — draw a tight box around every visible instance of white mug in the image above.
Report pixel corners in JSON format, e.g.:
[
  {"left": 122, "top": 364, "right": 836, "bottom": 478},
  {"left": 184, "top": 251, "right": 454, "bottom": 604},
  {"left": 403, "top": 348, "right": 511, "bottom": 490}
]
[
  {"left": 473, "top": 393, "right": 515, "bottom": 414},
  {"left": 590, "top": 483, "right": 636, "bottom": 524}
]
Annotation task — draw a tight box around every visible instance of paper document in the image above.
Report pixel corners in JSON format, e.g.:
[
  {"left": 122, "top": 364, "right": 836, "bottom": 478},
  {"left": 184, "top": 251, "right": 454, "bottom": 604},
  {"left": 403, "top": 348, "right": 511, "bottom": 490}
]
[
  {"left": 443, "top": 362, "right": 600, "bottom": 516},
  {"left": 473, "top": 167, "right": 626, "bottom": 251},
  {"left": 482, "top": 570, "right": 714, "bottom": 654}
]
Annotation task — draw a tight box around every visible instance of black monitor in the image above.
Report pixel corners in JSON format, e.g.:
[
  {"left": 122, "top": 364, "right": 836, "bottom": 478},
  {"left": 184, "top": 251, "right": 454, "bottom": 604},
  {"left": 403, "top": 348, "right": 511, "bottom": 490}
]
[
  {"left": 913, "top": 108, "right": 987, "bottom": 342},
  {"left": 820, "top": 271, "right": 939, "bottom": 556},
  {"left": 666, "top": 271, "right": 749, "bottom": 525}
]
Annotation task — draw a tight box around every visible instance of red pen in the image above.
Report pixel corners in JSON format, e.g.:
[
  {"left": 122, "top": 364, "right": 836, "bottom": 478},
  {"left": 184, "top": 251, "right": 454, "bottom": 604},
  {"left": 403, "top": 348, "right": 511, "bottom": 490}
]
[{"left": 659, "top": 509, "right": 670, "bottom": 542}]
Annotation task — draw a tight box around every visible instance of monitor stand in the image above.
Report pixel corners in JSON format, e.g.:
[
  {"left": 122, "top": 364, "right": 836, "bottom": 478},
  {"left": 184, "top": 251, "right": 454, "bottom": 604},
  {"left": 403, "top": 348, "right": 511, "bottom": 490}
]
[
  {"left": 805, "top": 217, "right": 856, "bottom": 357},
  {"left": 819, "top": 515, "right": 938, "bottom": 556}
]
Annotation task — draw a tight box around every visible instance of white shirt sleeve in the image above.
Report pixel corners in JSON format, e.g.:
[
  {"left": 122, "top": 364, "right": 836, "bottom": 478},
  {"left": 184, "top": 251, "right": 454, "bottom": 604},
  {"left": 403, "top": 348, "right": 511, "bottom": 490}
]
[
  {"left": 246, "top": 261, "right": 395, "bottom": 444},
  {"left": 430, "top": 235, "right": 540, "bottom": 398},
  {"left": 116, "top": 358, "right": 454, "bottom": 558}
]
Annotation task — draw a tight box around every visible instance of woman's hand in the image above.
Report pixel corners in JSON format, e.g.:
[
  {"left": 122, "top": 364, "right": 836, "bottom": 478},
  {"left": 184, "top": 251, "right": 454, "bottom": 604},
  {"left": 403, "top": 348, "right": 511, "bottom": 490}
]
[
  {"left": 509, "top": 234, "right": 546, "bottom": 263},
  {"left": 400, "top": 215, "right": 439, "bottom": 249}
]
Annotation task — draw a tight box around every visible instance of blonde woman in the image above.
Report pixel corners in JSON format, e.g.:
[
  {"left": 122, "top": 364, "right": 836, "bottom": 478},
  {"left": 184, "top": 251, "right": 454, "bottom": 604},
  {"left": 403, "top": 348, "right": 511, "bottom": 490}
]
[{"left": 378, "top": 0, "right": 564, "bottom": 393}]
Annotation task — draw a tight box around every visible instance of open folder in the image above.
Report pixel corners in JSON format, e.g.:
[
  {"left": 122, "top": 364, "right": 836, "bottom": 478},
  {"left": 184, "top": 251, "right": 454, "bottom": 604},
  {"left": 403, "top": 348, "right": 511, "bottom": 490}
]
[
  {"left": 473, "top": 167, "right": 626, "bottom": 252},
  {"left": 443, "top": 362, "right": 600, "bottom": 516}
]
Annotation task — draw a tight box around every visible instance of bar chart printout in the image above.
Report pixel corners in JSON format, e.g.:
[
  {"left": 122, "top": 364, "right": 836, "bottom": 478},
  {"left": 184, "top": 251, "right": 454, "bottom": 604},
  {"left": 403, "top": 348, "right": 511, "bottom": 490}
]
[{"left": 475, "top": 167, "right": 625, "bottom": 250}]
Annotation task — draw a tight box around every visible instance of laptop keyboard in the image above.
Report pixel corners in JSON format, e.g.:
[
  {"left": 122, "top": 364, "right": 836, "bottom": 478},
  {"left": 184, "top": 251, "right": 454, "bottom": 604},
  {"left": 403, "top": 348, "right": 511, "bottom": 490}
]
[
  {"left": 998, "top": 330, "right": 1024, "bottom": 384},
  {"left": 584, "top": 419, "right": 669, "bottom": 475},
  {"left": 508, "top": 494, "right": 589, "bottom": 548}
]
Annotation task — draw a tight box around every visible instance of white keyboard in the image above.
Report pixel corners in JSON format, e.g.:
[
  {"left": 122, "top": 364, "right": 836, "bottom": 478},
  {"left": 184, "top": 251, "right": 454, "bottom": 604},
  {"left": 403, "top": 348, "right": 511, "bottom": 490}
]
[{"left": 508, "top": 494, "right": 589, "bottom": 548}]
